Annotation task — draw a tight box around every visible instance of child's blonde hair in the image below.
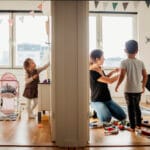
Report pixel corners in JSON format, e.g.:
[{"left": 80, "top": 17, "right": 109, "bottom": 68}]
[{"left": 23, "top": 58, "right": 32, "bottom": 72}]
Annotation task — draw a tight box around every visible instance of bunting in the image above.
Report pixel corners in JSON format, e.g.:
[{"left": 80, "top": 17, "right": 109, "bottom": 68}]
[
  {"left": 37, "top": 2, "right": 43, "bottom": 11},
  {"left": 92, "top": 1, "right": 150, "bottom": 11},
  {"left": 145, "top": 0, "right": 150, "bottom": 7},
  {"left": 112, "top": 2, "right": 118, "bottom": 10},
  {"left": 8, "top": 19, "right": 13, "bottom": 26},
  {"left": 94, "top": 0, "right": 99, "bottom": 8},
  {"left": 122, "top": 2, "right": 128, "bottom": 11}
]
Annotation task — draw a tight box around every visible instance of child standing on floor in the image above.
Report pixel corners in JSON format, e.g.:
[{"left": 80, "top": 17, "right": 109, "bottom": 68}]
[
  {"left": 23, "top": 58, "right": 49, "bottom": 119},
  {"left": 115, "top": 40, "right": 147, "bottom": 131}
]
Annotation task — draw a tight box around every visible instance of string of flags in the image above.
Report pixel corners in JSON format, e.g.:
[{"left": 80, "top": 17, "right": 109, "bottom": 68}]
[
  {"left": 94, "top": 0, "right": 150, "bottom": 10},
  {"left": 145, "top": 0, "right": 150, "bottom": 7},
  {"left": 0, "top": 1, "right": 44, "bottom": 26}
]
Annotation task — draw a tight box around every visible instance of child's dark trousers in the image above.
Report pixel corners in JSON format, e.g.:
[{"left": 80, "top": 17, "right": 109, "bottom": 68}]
[{"left": 124, "top": 93, "right": 141, "bottom": 129}]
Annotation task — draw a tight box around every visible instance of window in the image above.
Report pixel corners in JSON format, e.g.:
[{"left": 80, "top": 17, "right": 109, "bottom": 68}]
[
  {"left": 89, "top": 13, "right": 137, "bottom": 68},
  {"left": 0, "top": 13, "right": 49, "bottom": 68},
  {"left": 0, "top": 14, "right": 11, "bottom": 67},
  {"left": 89, "top": 15, "right": 96, "bottom": 52}
]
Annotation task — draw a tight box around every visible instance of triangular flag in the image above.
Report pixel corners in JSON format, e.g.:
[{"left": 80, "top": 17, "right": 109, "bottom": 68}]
[
  {"left": 145, "top": 0, "right": 150, "bottom": 8},
  {"left": 122, "top": 2, "right": 128, "bottom": 11},
  {"left": 103, "top": 2, "right": 108, "bottom": 10},
  {"left": 112, "top": 2, "right": 118, "bottom": 10},
  {"left": 94, "top": 0, "right": 99, "bottom": 8},
  {"left": 37, "top": 3, "right": 43, "bottom": 11},
  {"left": 8, "top": 19, "right": 13, "bottom": 26}
]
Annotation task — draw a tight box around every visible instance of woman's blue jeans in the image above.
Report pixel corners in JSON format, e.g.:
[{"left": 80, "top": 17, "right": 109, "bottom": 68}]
[{"left": 91, "top": 100, "right": 126, "bottom": 123}]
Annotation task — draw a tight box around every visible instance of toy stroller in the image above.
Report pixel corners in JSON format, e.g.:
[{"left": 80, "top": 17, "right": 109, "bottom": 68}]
[{"left": 0, "top": 73, "right": 20, "bottom": 120}]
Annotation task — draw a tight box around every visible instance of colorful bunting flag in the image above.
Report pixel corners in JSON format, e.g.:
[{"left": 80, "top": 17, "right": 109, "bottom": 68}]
[
  {"left": 112, "top": 2, "right": 118, "bottom": 10},
  {"left": 94, "top": 0, "right": 99, "bottom": 8},
  {"left": 145, "top": 0, "right": 150, "bottom": 7},
  {"left": 122, "top": 2, "right": 128, "bottom": 11},
  {"left": 8, "top": 19, "right": 13, "bottom": 26},
  {"left": 37, "top": 2, "right": 43, "bottom": 11}
]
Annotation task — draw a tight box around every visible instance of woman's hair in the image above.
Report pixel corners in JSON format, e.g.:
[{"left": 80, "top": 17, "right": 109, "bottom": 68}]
[
  {"left": 23, "top": 58, "right": 32, "bottom": 71},
  {"left": 90, "top": 49, "right": 103, "bottom": 64}
]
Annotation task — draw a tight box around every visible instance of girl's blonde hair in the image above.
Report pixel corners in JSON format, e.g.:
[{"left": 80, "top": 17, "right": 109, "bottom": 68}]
[{"left": 23, "top": 58, "right": 32, "bottom": 72}]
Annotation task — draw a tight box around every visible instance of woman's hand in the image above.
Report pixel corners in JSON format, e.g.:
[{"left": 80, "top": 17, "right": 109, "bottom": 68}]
[
  {"left": 113, "top": 68, "right": 120, "bottom": 73},
  {"left": 107, "top": 68, "right": 120, "bottom": 77}
]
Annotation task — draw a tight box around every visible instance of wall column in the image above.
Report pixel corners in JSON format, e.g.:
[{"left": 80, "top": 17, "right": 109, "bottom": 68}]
[{"left": 51, "top": 0, "right": 89, "bottom": 147}]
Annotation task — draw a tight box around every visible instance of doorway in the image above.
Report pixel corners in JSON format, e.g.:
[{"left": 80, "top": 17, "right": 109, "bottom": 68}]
[{"left": 88, "top": 12, "right": 148, "bottom": 146}]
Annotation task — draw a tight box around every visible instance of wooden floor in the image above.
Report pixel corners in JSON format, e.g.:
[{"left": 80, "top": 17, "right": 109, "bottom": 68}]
[
  {"left": 89, "top": 102, "right": 150, "bottom": 149},
  {"left": 0, "top": 148, "right": 150, "bottom": 150},
  {"left": 0, "top": 103, "right": 150, "bottom": 150},
  {"left": 0, "top": 110, "right": 53, "bottom": 146}
]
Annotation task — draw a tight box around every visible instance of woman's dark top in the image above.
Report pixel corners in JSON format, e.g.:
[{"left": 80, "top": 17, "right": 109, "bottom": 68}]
[
  {"left": 23, "top": 69, "right": 39, "bottom": 99},
  {"left": 90, "top": 70, "right": 112, "bottom": 102}
]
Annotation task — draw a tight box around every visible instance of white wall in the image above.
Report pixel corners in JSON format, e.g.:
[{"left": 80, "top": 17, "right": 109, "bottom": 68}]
[
  {"left": 137, "top": 1, "right": 150, "bottom": 98},
  {"left": 138, "top": 1, "right": 150, "bottom": 74}
]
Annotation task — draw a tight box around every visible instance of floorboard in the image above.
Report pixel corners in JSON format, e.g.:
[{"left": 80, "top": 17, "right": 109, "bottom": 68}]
[{"left": 0, "top": 102, "right": 150, "bottom": 150}]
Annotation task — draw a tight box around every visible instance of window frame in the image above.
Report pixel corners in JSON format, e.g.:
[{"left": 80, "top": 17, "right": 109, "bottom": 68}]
[
  {"left": 89, "top": 12, "right": 137, "bottom": 69},
  {"left": 0, "top": 13, "right": 12, "bottom": 68},
  {"left": 0, "top": 12, "right": 49, "bottom": 69},
  {"left": 89, "top": 14, "right": 97, "bottom": 52}
]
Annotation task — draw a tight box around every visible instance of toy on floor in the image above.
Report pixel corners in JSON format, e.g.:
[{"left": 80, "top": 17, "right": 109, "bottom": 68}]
[
  {"left": 89, "top": 121, "right": 103, "bottom": 129},
  {"left": 141, "top": 120, "right": 150, "bottom": 128},
  {"left": 104, "top": 126, "right": 119, "bottom": 135},
  {"left": 140, "top": 128, "right": 150, "bottom": 136}
]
